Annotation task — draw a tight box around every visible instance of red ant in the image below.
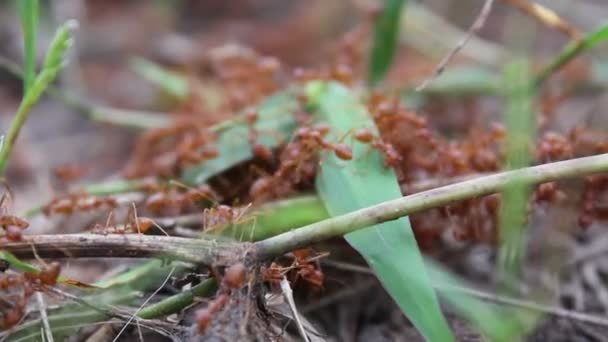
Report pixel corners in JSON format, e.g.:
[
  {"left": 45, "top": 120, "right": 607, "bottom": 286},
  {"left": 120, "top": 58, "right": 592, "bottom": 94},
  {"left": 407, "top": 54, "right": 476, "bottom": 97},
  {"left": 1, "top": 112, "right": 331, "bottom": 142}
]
[
  {"left": 203, "top": 203, "right": 256, "bottom": 239},
  {"left": 0, "top": 192, "right": 29, "bottom": 242},
  {"left": 92, "top": 205, "right": 155, "bottom": 235},
  {"left": 195, "top": 293, "right": 229, "bottom": 334},
  {"left": 261, "top": 248, "right": 327, "bottom": 289},
  {"left": 196, "top": 262, "right": 248, "bottom": 334},
  {"left": 243, "top": 107, "right": 275, "bottom": 161},
  {"left": 352, "top": 127, "right": 401, "bottom": 167}
]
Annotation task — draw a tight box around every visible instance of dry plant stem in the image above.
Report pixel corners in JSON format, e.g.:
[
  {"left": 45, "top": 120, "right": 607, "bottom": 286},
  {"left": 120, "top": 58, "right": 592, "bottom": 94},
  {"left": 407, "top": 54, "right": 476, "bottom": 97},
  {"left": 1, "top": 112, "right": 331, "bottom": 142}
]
[
  {"left": 1, "top": 234, "right": 249, "bottom": 266},
  {"left": 256, "top": 153, "right": 608, "bottom": 257},
  {"left": 36, "top": 292, "right": 54, "bottom": 342},
  {"left": 500, "top": 0, "right": 582, "bottom": 39},
  {"left": 415, "top": 0, "right": 495, "bottom": 91}
]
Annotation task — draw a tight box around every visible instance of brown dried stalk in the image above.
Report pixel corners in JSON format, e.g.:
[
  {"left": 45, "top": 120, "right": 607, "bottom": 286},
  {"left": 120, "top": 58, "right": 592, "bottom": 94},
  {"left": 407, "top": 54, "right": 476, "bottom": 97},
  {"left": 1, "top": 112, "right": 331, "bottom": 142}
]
[{"left": 2, "top": 234, "right": 250, "bottom": 266}]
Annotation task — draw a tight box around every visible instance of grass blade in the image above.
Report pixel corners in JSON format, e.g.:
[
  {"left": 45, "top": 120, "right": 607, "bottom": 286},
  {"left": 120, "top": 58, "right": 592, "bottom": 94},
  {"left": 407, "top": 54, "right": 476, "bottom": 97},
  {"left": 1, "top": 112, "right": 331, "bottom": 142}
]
[
  {"left": 17, "top": 0, "right": 38, "bottom": 92},
  {"left": 306, "top": 81, "right": 453, "bottom": 341},
  {"left": 535, "top": 22, "right": 608, "bottom": 85},
  {"left": 497, "top": 60, "right": 535, "bottom": 283},
  {"left": 368, "top": 0, "right": 406, "bottom": 86},
  {"left": 0, "top": 20, "right": 75, "bottom": 175},
  {"left": 427, "top": 260, "right": 529, "bottom": 341},
  {"left": 182, "top": 90, "right": 299, "bottom": 185},
  {"left": 219, "top": 195, "right": 329, "bottom": 241},
  {"left": 131, "top": 57, "right": 189, "bottom": 99}
]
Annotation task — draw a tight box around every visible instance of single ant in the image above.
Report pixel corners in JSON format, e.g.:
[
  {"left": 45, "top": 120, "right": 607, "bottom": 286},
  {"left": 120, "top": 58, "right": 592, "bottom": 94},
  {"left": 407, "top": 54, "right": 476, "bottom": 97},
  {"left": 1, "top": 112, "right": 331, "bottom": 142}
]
[
  {"left": 353, "top": 127, "right": 401, "bottom": 167},
  {"left": 0, "top": 192, "right": 29, "bottom": 242},
  {"left": 195, "top": 293, "right": 229, "bottom": 334},
  {"left": 203, "top": 203, "right": 255, "bottom": 236},
  {"left": 196, "top": 262, "right": 248, "bottom": 334},
  {"left": 243, "top": 107, "right": 274, "bottom": 161},
  {"left": 92, "top": 205, "right": 155, "bottom": 235}
]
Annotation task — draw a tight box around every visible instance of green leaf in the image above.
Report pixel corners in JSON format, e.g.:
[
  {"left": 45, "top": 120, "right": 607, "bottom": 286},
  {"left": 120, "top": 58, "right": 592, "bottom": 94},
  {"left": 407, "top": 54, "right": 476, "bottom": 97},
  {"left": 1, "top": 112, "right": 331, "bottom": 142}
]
[
  {"left": 182, "top": 90, "right": 300, "bottom": 185},
  {"left": 535, "top": 21, "right": 608, "bottom": 85},
  {"left": 307, "top": 81, "right": 453, "bottom": 341},
  {"left": 17, "top": 0, "right": 38, "bottom": 93},
  {"left": 368, "top": 0, "right": 406, "bottom": 86},
  {"left": 498, "top": 60, "right": 535, "bottom": 282}
]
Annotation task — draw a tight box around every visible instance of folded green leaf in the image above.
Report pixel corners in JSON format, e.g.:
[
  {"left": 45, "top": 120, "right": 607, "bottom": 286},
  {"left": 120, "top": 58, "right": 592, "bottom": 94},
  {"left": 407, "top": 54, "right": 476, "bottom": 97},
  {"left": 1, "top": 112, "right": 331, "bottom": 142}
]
[
  {"left": 307, "top": 81, "right": 453, "bottom": 342},
  {"left": 368, "top": 0, "right": 407, "bottom": 86},
  {"left": 182, "top": 90, "right": 299, "bottom": 185}
]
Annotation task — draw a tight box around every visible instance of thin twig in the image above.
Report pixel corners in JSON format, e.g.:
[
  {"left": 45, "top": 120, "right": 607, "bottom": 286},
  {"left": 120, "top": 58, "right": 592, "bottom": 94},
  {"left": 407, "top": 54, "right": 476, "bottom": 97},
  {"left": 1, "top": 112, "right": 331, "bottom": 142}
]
[
  {"left": 112, "top": 267, "right": 175, "bottom": 342},
  {"left": 36, "top": 292, "right": 54, "bottom": 342},
  {"left": 256, "top": 153, "right": 608, "bottom": 257},
  {"left": 280, "top": 277, "right": 310, "bottom": 342},
  {"left": 415, "top": 0, "right": 495, "bottom": 91}
]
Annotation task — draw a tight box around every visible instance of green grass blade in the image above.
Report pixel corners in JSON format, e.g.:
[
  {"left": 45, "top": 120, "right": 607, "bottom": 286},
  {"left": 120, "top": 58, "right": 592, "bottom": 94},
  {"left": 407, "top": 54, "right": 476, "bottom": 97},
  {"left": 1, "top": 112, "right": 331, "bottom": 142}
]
[
  {"left": 368, "top": 0, "right": 406, "bottom": 86},
  {"left": 182, "top": 91, "right": 299, "bottom": 185},
  {"left": 535, "top": 22, "right": 608, "bottom": 85},
  {"left": 497, "top": 60, "right": 535, "bottom": 283},
  {"left": 427, "top": 260, "right": 529, "bottom": 341},
  {"left": 307, "top": 81, "right": 453, "bottom": 341},
  {"left": 0, "top": 20, "right": 75, "bottom": 175},
  {"left": 131, "top": 57, "right": 189, "bottom": 99},
  {"left": 17, "top": 0, "right": 38, "bottom": 92},
  {"left": 220, "top": 195, "right": 329, "bottom": 241}
]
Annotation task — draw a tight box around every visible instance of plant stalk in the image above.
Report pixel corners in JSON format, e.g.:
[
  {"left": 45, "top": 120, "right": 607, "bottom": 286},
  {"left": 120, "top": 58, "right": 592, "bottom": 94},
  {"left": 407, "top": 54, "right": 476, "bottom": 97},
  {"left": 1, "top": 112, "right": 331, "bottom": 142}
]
[{"left": 255, "top": 153, "right": 608, "bottom": 257}]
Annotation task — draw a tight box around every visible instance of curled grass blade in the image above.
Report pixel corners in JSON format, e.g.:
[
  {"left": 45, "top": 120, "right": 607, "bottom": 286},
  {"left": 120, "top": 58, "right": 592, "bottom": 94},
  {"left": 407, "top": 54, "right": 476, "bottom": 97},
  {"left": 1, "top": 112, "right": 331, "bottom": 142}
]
[
  {"left": 368, "top": 0, "right": 407, "bottom": 86},
  {"left": 306, "top": 81, "right": 453, "bottom": 341}
]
